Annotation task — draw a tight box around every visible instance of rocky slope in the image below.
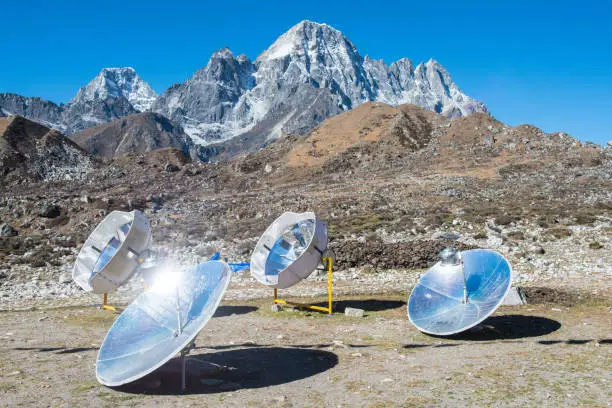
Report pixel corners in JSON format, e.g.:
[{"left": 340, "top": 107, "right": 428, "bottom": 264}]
[
  {"left": 0, "top": 115, "right": 93, "bottom": 182},
  {"left": 154, "top": 20, "right": 487, "bottom": 147},
  {"left": 0, "top": 104, "right": 609, "bottom": 309},
  {"left": 71, "top": 112, "right": 199, "bottom": 159}
]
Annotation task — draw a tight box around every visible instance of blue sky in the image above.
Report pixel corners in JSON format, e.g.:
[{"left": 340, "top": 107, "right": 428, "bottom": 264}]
[{"left": 1, "top": 0, "right": 610, "bottom": 144}]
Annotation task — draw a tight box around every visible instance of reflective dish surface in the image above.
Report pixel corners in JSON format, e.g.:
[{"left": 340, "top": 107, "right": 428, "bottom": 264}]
[
  {"left": 408, "top": 249, "right": 512, "bottom": 336},
  {"left": 96, "top": 260, "right": 231, "bottom": 386}
]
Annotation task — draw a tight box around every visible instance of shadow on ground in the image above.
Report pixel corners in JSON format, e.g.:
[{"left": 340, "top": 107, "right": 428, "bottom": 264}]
[
  {"left": 213, "top": 305, "right": 258, "bottom": 318},
  {"left": 115, "top": 347, "right": 338, "bottom": 395},
  {"left": 309, "top": 299, "right": 405, "bottom": 313},
  {"left": 403, "top": 337, "right": 610, "bottom": 350},
  {"left": 13, "top": 346, "right": 97, "bottom": 354},
  {"left": 442, "top": 315, "right": 561, "bottom": 340}
]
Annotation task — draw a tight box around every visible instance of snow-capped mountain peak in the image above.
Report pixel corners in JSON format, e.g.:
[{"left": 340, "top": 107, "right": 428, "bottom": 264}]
[
  {"left": 256, "top": 20, "right": 357, "bottom": 65},
  {"left": 151, "top": 20, "right": 487, "bottom": 146},
  {"left": 1, "top": 20, "right": 487, "bottom": 146},
  {"left": 71, "top": 67, "right": 157, "bottom": 112}
]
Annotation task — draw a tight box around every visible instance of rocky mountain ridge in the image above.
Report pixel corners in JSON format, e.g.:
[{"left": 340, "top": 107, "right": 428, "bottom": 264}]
[
  {"left": 154, "top": 20, "right": 487, "bottom": 147},
  {"left": 1, "top": 20, "right": 487, "bottom": 153},
  {"left": 0, "top": 68, "right": 151, "bottom": 135}
]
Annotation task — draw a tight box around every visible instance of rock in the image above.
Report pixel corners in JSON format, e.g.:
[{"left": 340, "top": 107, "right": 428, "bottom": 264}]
[
  {"left": 333, "top": 340, "right": 348, "bottom": 348},
  {"left": 528, "top": 245, "right": 545, "bottom": 255},
  {"left": 271, "top": 304, "right": 283, "bottom": 312},
  {"left": 273, "top": 396, "right": 287, "bottom": 403},
  {"left": 58, "top": 273, "right": 72, "bottom": 284},
  {"left": 164, "top": 162, "right": 180, "bottom": 172},
  {"left": 0, "top": 223, "right": 17, "bottom": 237},
  {"left": 183, "top": 164, "right": 201, "bottom": 176},
  {"left": 264, "top": 163, "right": 273, "bottom": 173},
  {"left": 436, "top": 232, "right": 461, "bottom": 240},
  {"left": 589, "top": 241, "right": 603, "bottom": 250},
  {"left": 159, "top": 215, "right": 177, "bottom": 225},
  {"left": 38, "top": 204, "right": 61, "bottom": 218},
  {"left": 345, "top": 307, "right": 365, "bottom": 317}
]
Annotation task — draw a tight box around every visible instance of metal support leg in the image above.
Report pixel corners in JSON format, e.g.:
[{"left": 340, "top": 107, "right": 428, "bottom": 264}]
[
  {"left": 326, "top": 257, "right": 333, "bottom": 314},
  {"left": 102, "top": 293, "right": 117, "bottom": 312},
  {"left": 181, "top": 352, "right": 187, "bottom": 392},
  {"left": 272, "top": 257, "right": 333, "bottom": 314}
]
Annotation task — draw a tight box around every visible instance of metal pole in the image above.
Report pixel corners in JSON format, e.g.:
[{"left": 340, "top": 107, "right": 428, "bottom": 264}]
[
  {"left": 176, "top": 286, "right": 182, "bottom": 335},
  {"left": 327, "top": 258, "right": 333, "bottom": 314},
  {"left": 181, "top": 353, "right": 187, "bottom": 392},
  {"left": 460, "top": 255, "right": 468, "bottom": 304}
]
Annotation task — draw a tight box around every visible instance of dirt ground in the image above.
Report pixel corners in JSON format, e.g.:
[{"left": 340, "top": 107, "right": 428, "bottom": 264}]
[{"left": 0, "top": 291, "right": 610, "bottom": 408}]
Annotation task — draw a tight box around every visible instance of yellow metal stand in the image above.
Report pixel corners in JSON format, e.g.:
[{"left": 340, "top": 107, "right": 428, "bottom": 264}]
[
  {"left": 273, "top": 257, "right": 333, "bottom": 314},
  {"left": 101, "top": 283, "right": 149, "bottom": 313},
  {"left": 101, "top": 293, "right": 118, "bottom": 313}
]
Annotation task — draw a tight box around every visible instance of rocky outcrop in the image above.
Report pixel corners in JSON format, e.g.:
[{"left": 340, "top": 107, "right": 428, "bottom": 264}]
[
  {"left": 71, "top": 112, "right": 199, "bottom": 159},
  {"left": 0, "top": 116, "right": 92, "bottom": 181}
]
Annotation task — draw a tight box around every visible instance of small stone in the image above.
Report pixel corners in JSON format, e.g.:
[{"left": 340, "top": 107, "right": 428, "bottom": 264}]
[
  {"left": 333, "top": 340, "right": 348, "bottom": 348},
  {"left": 0, "top": 223, "right": 17, "bottom": 237},
  {"left": 276, "top": 334, "right": 284, "bottom": 340},
  {"left": 271, "top": 304, "right": 282, "bottom": 312},
  {"left": 38, "top": 204, "right": 61, "bottom": 218},
  {"left": 264, "top": 163, "right": 273, "bottom": 173},
  {"left": 528, "top": 245, "right": 545, "bottom": 255},
  {"left": 164, "top": 163, "right": 180, "bottom": 172},
  {"left": 434, "top": 232, "right": 461, "bottom": 240},
  {"left": 58, "top": 273, "right": 72, "bottom": 284},
  {"left": 350, "top": 352, "right": 363, "bottom": 357},
  {"left": 345, "top": 307, "right": 365, "bottom": 318},
  {"left": 159, "top": 215, "right": 177, "bottom": 225},
  {"left": 273, "top": 396, "right": 287, "bottom": 403},
  {"left": 7, "top": 371, "right": 21, "bottom": 376}
]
